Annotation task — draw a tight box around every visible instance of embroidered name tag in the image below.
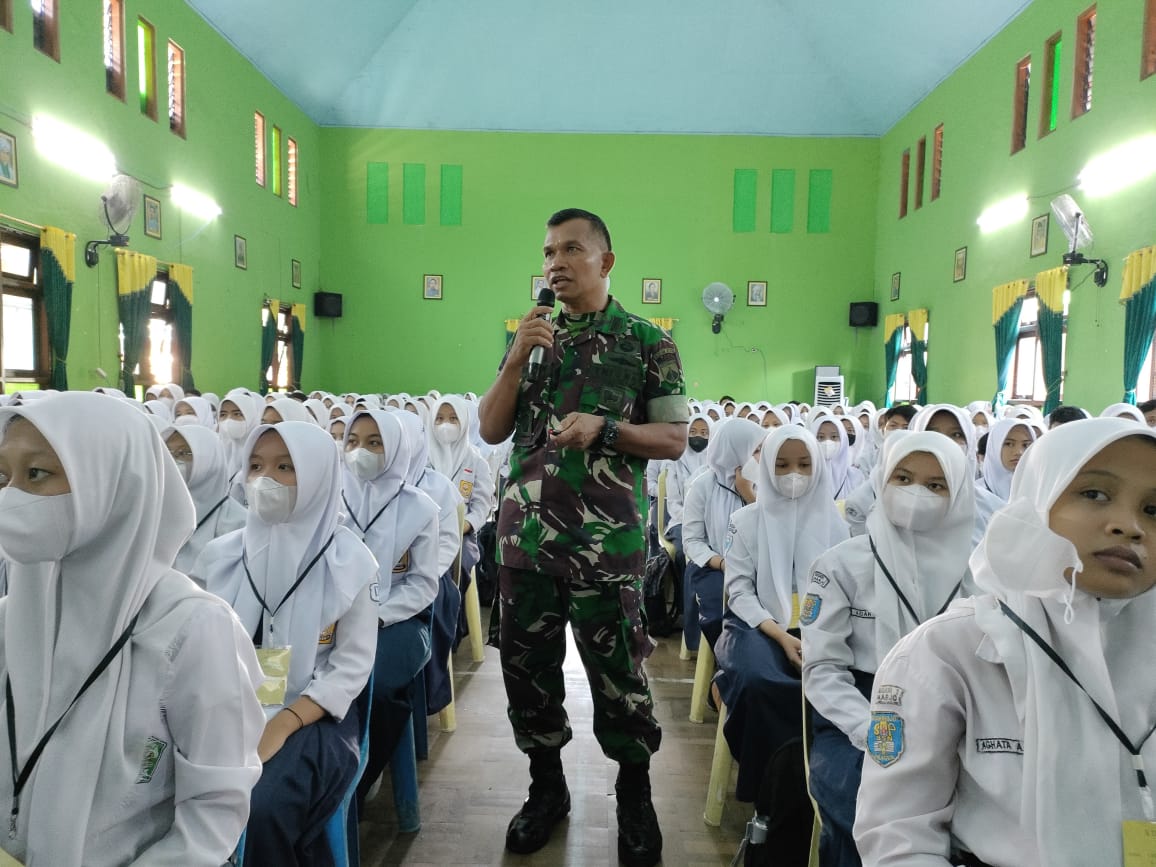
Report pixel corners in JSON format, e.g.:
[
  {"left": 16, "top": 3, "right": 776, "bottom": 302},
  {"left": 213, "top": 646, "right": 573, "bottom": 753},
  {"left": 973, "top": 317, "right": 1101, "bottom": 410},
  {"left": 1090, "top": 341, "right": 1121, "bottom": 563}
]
[
  {"left": 136, "top": 736, "right": 168, "bottom": 784},
  {"left": 810, "top": 571, "right": 831, "bottom": 588},
  {"left": 975, "top": 738, "right": 1024, "bottom": 755},
  {"left": 875, "top": 684, "right": 904, "bottom": 707},
  {"left": 850, "top": 607, "right": 876, "bottom": 619}
]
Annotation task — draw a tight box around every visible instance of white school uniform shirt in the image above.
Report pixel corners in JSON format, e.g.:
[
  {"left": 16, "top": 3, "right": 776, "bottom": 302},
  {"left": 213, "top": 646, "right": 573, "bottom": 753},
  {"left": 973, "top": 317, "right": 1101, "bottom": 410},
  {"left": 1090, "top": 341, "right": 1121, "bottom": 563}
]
[
  {"left": 196, "top": 422, "right": 380, "bottom": 721},
  {"left": 664, "top": 411, "right": 713, "bottom": 529},
  {"left": 171, "top": 425, "right": 247, "bottom": 575},
  {"left": 341, "top": 410, "right": 441, "bottom": 626},
  {"left": 645, "top": 459, "right": 661, "bottom": 498},
  {"left": 681, "top": 418, "right": 766, "bottom": 568},
  {"left": 428, "top": 395, "right": 494, "bottom": 533},
  {"left": 392, "top": 408, "right": 463, "bottom": 577},
  {"left": 724, "top": 426, "right": 847, "bottom": 629},
  {"left": 0, "top": 393, "right": 264, "bottom": 867}
]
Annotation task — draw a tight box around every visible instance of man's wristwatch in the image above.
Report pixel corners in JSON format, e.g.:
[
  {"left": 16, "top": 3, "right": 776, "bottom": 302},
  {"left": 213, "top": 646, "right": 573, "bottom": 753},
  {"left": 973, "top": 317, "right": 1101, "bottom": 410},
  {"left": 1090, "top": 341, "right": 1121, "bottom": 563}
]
[{"left": 598, "top": 417, "right": 620, "bottom": 450}]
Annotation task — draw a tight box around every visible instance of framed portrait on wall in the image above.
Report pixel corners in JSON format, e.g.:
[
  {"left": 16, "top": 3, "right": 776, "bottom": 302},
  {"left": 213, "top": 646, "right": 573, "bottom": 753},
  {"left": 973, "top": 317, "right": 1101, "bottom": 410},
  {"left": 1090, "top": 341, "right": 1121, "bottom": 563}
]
[
  {"left": 234, "top": 235, "right": 247, "bottom": 270},
  {"left": 747, "top": 281, "right": 767, "bottom": 307},
  {"left": 531, "top": 275, "right": 549, "bottom": 301},
  {"left": 1030, "top": 214, "right": 1049, "bottom": 257},
  {"left": 0, "top": 130, "right": 17, "bottom": 189},
  {"left": 143, "top": 195, "right": 162, "bottom": 239},
  {"left": 642, "top": 278, "right": 662, "bottom": 304},
  {"left": 890, "top": 272, "right": 901, "bottom": 302},
  {"left": 424, "top": 274, "right": 443, "bottom": 300},
  {"left": 291, "top": 259, "right": 302, "bottom": 289},
  {"left": 953, "top": 246, "right": 968, "bottom": 282}
]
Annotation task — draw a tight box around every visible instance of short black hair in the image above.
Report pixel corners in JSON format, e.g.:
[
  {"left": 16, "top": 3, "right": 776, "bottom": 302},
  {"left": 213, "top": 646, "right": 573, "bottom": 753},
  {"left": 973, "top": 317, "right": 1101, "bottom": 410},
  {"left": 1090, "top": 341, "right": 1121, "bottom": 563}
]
[
  {"left": 883, "top": 404, "right": 917, "bottom": 423},
  {"left": 976, "top": 433, "right": 988, "bottom": 456},
  {"left": 547, "top": 208, "right": 612, "bottom": 252},
  {"left": 719, "top": 395, "right": 735, "bottom": 404},
  {"left": 1048, "top": 405, "right": 1087, "bottom": 427},
  {"left": 1139, "top": 399, "right": 1156, "bottom": 415}
]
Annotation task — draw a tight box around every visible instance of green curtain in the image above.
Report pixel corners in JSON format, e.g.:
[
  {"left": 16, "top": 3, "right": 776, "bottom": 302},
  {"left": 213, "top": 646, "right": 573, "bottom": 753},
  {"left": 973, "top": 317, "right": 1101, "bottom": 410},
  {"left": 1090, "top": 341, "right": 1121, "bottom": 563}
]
[
  {"left": 290, "top": 303, "right": 305, "bottom": 390},
  {"left": 882, "top": 313, "right": 905, "bottom": 408},
  {"left": 259, "top": 300, "right": 278, "bottom": 395},
  {"left": 168, "top": 263, "right": 195, "bottom": 391},
  {"left": 1122, "top": 247, "right": 1156, "bottom": 404},
  {"left": 1035, "top": 266, "right": 1068, "bottom": 415},
  {"left": 909, "top": 308, "right": 929, "bottom": 405},
  {"left": 115, "top": 250, "right": 157, "bottom": 397},
  {"left": 39, "top": 227, "right": 75, "bottom": 390},
  {"left": 991, "top": 280, "right": 1028, "bottom": 412}
]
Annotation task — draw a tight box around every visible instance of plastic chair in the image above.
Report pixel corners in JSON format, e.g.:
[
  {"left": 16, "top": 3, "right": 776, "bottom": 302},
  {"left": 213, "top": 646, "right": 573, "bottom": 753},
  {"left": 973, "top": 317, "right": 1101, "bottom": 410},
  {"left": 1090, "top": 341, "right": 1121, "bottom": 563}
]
[
  {"left": 413, "top": 670, "right": 429, "bottom": 761},
  {"left": 389, "top": 707, "right": 422, "bottom": 833},
  {"left": 658, "top": 470, "right": 695, "bottom": 662},
  {"left": 688, "top": 638, "right": 715, "bottom": 724},
  {"left": 703, "top": 700, "right": 733, "bottom": 826},
  {"left": 801, "top": 692, "right": 821, "bottom": 867},
  {"left": 323, "top": 672, "right": 375, "bottom": 867},
  {"left": 459, "top": 503, "right": 486, "bottom": 663}
]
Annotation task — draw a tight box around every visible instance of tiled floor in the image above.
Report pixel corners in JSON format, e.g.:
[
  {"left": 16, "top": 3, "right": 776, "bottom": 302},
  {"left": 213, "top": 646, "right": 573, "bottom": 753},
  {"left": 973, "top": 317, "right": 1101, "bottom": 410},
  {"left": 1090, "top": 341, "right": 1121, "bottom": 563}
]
[{"left": 357, "top": 616, "right": 749, "bottom": 866}]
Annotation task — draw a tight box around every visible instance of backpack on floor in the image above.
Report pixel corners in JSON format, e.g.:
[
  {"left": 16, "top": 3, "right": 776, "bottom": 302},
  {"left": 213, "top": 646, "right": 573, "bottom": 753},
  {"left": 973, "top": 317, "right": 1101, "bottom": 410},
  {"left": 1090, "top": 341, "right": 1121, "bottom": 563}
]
[
  {"left": 733, "top": 735, "right": 813, "bottom": 867},
  {"left": 642, "top": 548, "right": 678, "bottom": 638}
]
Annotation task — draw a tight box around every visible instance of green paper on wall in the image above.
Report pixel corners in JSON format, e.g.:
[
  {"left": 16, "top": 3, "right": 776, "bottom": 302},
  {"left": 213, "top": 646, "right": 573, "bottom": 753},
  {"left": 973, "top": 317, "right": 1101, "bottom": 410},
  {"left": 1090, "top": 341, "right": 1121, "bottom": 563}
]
[
  {"left": 733, "top": 169, "right": 757, "bottom": 233},
  {"left": 441, "top": 164, "right": 463, "bottom": 226},
  {"left": 771, "top": 169, "right": 795, "bottom": 234},
  {"left": 808, "top": 169, "right": 833, "bottom": 234},
  {"left": 403, "top": 163, "right": 426, "bottom": 225},
  {"left": 366, "top": 162, "right": 389, "bottom": 224}
]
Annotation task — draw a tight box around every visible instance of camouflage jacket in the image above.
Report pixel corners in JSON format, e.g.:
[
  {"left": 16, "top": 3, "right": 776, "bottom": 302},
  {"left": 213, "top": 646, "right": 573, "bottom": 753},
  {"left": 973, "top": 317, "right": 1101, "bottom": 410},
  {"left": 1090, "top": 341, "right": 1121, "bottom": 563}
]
[{"left": 496, "top": 296, "right": 688, "bottom": 581}]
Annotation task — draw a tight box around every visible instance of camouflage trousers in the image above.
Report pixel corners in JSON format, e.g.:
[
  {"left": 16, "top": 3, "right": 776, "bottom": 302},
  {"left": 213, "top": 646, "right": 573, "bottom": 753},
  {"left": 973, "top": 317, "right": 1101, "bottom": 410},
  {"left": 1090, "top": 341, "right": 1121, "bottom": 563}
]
[{"left": 499, "top": 565, "right": 662, "bottom": 764}]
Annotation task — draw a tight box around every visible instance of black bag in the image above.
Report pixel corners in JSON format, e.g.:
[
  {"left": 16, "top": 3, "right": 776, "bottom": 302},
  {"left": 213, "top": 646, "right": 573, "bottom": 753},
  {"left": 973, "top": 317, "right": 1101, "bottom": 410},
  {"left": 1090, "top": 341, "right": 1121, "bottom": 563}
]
[
  {"left": 642, "top": 548, "right": 678, "bottom": 638},
  {"left": 734, "top": 736, "right": 813, "bottom": 866},
  {"left": 475, "top": 520, "right": 499, "bottom": 607}
]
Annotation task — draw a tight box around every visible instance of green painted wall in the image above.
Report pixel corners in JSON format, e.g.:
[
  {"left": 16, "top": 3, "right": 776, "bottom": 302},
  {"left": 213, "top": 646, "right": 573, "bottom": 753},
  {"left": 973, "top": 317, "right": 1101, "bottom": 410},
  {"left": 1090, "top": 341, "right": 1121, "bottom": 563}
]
[
  {"left": 871, "top": 0, "right": 1156, "bottom": 412},
  {"left": 317, "top": 129, "right": 879, "bottom": 402},
  {"left": 0, "top": 0, "right": 321, "bottom": 393}
]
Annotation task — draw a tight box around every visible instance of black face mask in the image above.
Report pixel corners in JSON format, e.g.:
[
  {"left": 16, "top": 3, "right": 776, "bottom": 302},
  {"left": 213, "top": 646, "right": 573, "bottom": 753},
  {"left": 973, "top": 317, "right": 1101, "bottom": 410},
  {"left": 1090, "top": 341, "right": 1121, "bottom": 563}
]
[
  {"left": 688, "top": 436, "right": 709, "bottom": 453},
  {"left": 846, "top": 432, "right": 856, "bottom": 446}
]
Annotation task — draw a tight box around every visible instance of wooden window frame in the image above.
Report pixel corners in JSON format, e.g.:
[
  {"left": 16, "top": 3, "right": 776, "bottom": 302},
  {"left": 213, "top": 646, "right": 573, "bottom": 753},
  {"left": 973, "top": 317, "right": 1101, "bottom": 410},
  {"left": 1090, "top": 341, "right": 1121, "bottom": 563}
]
[
  {"left": 0, "top": 230, "right": 51, "bottom": 390},
  {"left": 914, "top": 137, "right": 926, "bottom": 210},
  {"left": 0, "top": 0, "right": 13, "bottom": 34},
  {"left": 931, "top": 124, "right": 943, "bottom": 201},
  {"left": 894, "top": 326, "right": 918, "bottom": 403},
  {"left": 139, "top": 271, "right": 174, "bottom": 388},
  {"left": 899, "top": 149, "right": 910, "bottom": 219},
  {"left": 1009, "top": 289, "right": 1069, "bottom": 405},
  {"left": 1011, "top": 56, "right": 1031, "bottom": 154},
  {"left": 287, "top": 137, "right": 298, "bottom": 207},
  {"left": 1039, "top": 33, "right": 1062, "bottom": 137},
  {"left": 254, "top": 112, "right": 267, "bottom": 187},
  {"left": 1143, "top": 0, "right": 1156, "bottom": 80},
  {"left": 271, "top": 126, "right": 283, "bottom": 197},
  {"left": 137, "top": 17, "right": 158, "bottom": 121},
  {"left": 264, "top": 303, "right": 293, "bottom": 391},
  {"left": 1073, "top": 6, "right": 1096, "bottom": 118},
  {"left": 32, "top": 0, "right": 60, "bottom": 62},
  {"left": 167, "top": 40, "right": 186, "bottom": 138},
  {"left": 103, "top": 0, "right": 125, "bottom": 100}
]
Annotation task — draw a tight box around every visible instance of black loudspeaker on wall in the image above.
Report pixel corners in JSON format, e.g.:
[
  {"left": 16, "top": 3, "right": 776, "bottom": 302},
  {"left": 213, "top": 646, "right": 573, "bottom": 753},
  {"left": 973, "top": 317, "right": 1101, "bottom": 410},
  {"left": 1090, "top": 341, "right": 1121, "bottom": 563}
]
[
  {"left": 314, "top": 291, "right": 343, "bottom": 318},
  {"left": 848, "top": 301, "right": 878, "bottom": 328}
]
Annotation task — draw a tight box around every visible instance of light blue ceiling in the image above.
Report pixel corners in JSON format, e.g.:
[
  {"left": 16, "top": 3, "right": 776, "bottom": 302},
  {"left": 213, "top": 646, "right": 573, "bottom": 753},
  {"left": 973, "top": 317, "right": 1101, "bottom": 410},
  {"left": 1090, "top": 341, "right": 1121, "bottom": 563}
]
[{"left": 185, "top": 0, "right": 1033, "bottom": 136}]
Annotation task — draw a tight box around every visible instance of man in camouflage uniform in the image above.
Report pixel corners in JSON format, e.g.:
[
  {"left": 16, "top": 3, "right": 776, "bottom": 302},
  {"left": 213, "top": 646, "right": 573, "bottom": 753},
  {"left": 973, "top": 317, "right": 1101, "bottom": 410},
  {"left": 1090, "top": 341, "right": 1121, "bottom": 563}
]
[{"left": 479, "top": 209, "right": 688, "bottom": 866}]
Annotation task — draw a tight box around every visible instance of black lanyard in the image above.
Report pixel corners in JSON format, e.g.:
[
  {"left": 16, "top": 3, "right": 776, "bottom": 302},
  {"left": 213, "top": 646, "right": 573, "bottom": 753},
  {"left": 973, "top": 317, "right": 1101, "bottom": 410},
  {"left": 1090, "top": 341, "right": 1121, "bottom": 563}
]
[
  {"left": 869, "top": 536, "right": 962, "bottom": 626},
  {"left": 999, "top": 600, "right": 1156, "bottom": 820},
  {"left": 195, "top": 497, "right": 229, "bottom": 532},
  {"left": 5, "top": 611, "right": 140, "bottom": 839},
  {"left": 243, "top": 534, "right": 335, "bottom": 638},
  {"left": 341, "top": 493, "right": 398, "bottom": 538}
]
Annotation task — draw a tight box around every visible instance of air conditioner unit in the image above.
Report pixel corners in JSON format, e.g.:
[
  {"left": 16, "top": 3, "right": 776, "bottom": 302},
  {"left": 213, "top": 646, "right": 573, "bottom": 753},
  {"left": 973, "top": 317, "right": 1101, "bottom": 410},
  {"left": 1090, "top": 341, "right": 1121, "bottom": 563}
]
[{"left": 814, "top": 366, "right": 844, "bottom": 408}]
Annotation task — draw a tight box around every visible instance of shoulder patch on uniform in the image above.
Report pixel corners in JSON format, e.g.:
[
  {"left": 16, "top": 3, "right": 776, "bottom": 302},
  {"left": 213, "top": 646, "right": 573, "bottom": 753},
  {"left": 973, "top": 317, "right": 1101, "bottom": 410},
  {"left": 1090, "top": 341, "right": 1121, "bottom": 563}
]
[
  {"left": 809, "top": 571, "right": 830, "bottom": 588},
  {"left": 136, "top": 736, "right": 168, "bottom": 783},
  {"left": 393, "top": 549, "right": 410, "bottom": 574},
  {"left": 975, "top": 737, "right": 1023, "bottom": 755},
  {"left": 799, "top": 593, "right": 822, "bottom": 626},
  {"left": 318, "top": 622, "right": 337, "bottom": 645},
  {"left": 874, "top": 684, "right": 904, "bottom": 707},
  {"left": 459, "top": 479, "right": 474, "bottom": 499},
  {"left": 867, "top": 712, "right": 905, "bottom": 767}
]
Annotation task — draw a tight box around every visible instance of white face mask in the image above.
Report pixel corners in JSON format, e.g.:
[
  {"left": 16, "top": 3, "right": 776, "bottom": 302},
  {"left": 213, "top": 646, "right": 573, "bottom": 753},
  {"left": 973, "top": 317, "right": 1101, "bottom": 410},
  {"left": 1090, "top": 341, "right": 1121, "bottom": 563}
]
[
  {"left": 818, "top": 440, "right": 840, "bottom": 460},
  {"left": 345, "top": 447, "right": 385, "bottom": 482},
  {"left": 740, "top": 456, "right": 760, "bottom": 486},
  {"left": 0, "top": 488, "right": 75, "bottom": 563},
  {"left": 245, "top": 475, "right": 297, "bottom": 524},
  {"left": 219, "top": 419, "right": 248, "bottom": 441},
  {"left": 434, "top": 421, "right": 460, "bottom": 444},
  {"left": 772, "top": 472, "right": 809, "bottom": 499},
  {"left": 883, "top": 484, "right": 950, "bottom": 532},
  {"left": 158, "top": 396, "right": 175, "bottom": 409},
  {"left": 174, "top": 414, "right": 199, "bottom": 427},
  {"left": 174, "top": 459, "right": 192, "bottom": 484}
]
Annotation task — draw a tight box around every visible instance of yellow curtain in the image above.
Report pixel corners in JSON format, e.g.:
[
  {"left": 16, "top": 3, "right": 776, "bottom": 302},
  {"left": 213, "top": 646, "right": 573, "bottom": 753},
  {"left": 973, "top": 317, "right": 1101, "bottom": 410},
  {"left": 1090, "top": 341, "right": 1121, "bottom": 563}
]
[
  {"left": 39, "top": 226, "right": 76, "bottom": 390},
  {"left": 648, "top": 317, "right": 678, "bottom": 332},
  {"left": 167, "top": 263, "right": 195, "bottom": 390},
  {"left": 40, "top": 227, "right": 76, "bottom": 282},
  {"left": 115, "top": 250, "right": 158, "bottom": 395},
  {"left": 115, "top": 249, "right": 157, "bottom": 296},
  {"left": 1122, "top": 245, "right": 1156, "bottom": 302},
  {"left": 907, "top": 308, "right": 928, "bottom": 340},
  {"left": 291, "top": 303, "right": 306, "bottom": 332},
  {"left": 169, "top": 263, "right": 193, "bottom": 304},
  {"left": 992, "top": 279, "right": 1029, "bottom": 325},
  {"left": 1035, "top": 265, "right": 1068, "bottom": 313},
  {"left": 883, "top": 313, "right": 906, "bottom": 341},
  {"left": 505, "top": 318, "right": 519, "bottom": 333}
]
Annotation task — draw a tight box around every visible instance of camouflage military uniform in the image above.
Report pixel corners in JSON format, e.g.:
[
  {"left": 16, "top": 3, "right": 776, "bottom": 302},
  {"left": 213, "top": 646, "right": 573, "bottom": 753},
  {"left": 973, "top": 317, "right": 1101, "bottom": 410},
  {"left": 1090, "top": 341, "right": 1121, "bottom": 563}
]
[{"left": 496, "top": 296, "right": 688, "bottom": 763}]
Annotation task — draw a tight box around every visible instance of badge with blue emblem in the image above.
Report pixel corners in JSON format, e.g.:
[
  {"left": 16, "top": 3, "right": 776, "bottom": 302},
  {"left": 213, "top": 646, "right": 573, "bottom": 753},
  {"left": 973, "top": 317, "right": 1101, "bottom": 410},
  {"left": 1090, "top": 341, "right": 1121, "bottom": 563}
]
[
  {"left": 799, "top": 593, "right": 822, "bottom": 626},
  {"left": 867, "top": 711, "right": 905, "bottom": 767}
]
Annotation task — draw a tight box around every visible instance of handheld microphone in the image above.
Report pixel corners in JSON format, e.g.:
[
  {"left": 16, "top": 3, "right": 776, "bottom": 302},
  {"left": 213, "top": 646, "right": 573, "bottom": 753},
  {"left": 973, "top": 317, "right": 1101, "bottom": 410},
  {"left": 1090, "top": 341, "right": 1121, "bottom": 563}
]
[{"left": 526, "top": 287, "right": 556, "bottom": 380}]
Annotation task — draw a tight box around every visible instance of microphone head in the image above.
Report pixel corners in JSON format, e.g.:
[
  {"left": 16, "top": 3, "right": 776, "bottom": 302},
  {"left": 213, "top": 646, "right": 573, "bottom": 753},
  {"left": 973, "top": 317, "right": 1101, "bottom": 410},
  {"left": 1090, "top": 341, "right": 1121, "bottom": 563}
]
[{"left": 536, "top": 287, "right": 556, "bottom": 308}]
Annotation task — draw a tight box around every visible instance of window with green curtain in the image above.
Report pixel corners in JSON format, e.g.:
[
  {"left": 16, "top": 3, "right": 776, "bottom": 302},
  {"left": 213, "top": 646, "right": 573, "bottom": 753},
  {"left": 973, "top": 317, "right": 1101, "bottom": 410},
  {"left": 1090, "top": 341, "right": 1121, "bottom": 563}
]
[
  {"left": 883, "top": 313, "right": 906, "bottom": 408},
  {"left": 1035, "top": 266, "right": 1068, "bottom": 414},
  {"left": 991, "top": 279, "right": 1028, "bottom": 411},
  {"left": 1121, "top": 246, "right": 1156, "bottom": 403},
  {"left": 167, "top": 263, "right": 195, "bottom": 390},
  {"left": 39, "top": 226, "right": 74, "bottom": 391},
  {"left": 289, "top": 303, "right": 305, "bottom": 390},
  {"left": 259, "top": 299, "right": 279, "bottom": 394},
  {"left": 908, "top": 308, "right": 929, "bottom": 404},
  {"left": 115, "top": 249, "right": 158, "bottom": 396}
]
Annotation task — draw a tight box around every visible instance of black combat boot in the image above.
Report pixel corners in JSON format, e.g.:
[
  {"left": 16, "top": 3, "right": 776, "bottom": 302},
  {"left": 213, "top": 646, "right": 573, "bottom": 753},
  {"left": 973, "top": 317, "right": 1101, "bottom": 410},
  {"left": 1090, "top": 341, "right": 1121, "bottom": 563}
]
[
  {"left": 616, "top": 761, "right": 662, "bottom": 866},
  {"left": 505, "top": 748, "right": 571, "bottom": 854}
]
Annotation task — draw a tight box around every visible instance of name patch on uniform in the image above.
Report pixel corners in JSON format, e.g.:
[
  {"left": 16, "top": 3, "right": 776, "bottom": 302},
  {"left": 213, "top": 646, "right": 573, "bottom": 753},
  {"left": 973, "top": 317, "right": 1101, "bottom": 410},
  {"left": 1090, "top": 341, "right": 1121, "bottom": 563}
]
[
  {"left": 393, "top": 550, "right": 410, "bottom": 574},
  {"left": 850, "top": 608, "right": 875, "bottom": 619},
  {"left": 975, "top": 737, "right": 1023, "bottom": 755},
  {"left": 799, "top": 593, "right": 822, "bottom": 626},
  {"left": 867, "top": 712, "right": 905, "bottom": 768},
  {"left": 809, "top": 571, "right": 831, "bottom": 589},
  {"left": 136, "top": 736, "right": 168, "bottom": 784},
  {"left": 318, "top": 622, "right": 337, "bottom": 645},
  {"left": 874, "top": 684, "right": 904, "bottom": 707}
]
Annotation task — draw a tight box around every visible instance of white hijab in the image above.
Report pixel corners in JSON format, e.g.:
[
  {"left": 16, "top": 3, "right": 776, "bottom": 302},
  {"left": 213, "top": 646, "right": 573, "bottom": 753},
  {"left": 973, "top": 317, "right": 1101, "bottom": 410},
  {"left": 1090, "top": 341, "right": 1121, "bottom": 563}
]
[
  {"left": 219, "top": 389, "right": 264, "bottom": 478},
  {"left": 168, "top": 425, "right": 245, "bottom": 573},
  {"left": 971, "top": 418, "right": 1156, "bottom": 867},
  {"left": 866, "top": 432, "right": 975, "bottom": 654},
  {"left": 303, "top": 398, "right": 329, "bottom": 427},
  {"left": 1101, "top": 402, "right": 1147, "bottom": 424},
  {"left": 0, "top": 393, "right": 206, "bottom": 864},
  {"left": 673, "top": 411, "right": 713, "bottom": 481},
  {"left": 808, "top": 409, "right": 856, "bottom": 498},
  {"left": 980, "top": 418, "right": 1037, "bottom": 501},
  {"left": 198, "top": 422, "right": 377, "bottom": 706},
  {"left": 265, "top": 397, "right": 314, "bottom": 425},
  {"left": 428, "top": 395, "right": 481, "bottom": 483},
  {"left": 743, "top": 426, "right": 847, "bottom": 622},
  {"left": 143, "top": 399, "right": 173, "bottom": 423},
  {"left": 698, "top": 418, "right": 767, "bottom": 551},
  {"left": 173, "top": 396, "right": 215, "bottom": 428}
]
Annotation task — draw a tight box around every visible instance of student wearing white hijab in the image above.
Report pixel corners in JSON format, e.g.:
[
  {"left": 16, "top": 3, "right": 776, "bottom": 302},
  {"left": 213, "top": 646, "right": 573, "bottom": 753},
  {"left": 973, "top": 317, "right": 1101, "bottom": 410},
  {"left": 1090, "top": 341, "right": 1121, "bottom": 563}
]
[
  {"left": 172, "top": 395, "right": 216, "bottom": 428},
  {"left": 855, "top": 418, "right": 1156, "bottom": 867},
  {"left": 978, "top": 418, "right": 1037, "bottom": 502},
  {"left": 714, "top": 427, "right": 847, "bottom": 806},
  {"left": 217, "top": 390, "right": 264, "bottom": 488},
  {"left": 662, "top": 412, "right": 714, "bottom": 583},
  {"left": 429, "top": 395, "right": 494, "bottom": 580},
  {"left": 340, "top": 410, "right": 441, "bottom": 809},
  {"left": 681, "top": 417, "right": 766, "bottom": 650},
  {"left": 760, "top": 406, "right": 788, "bottom": 429},
  {"left": 155, "top": 382, "right": 185, "bottom": 407},
  {"left": 262, "top": 397, "right": 315, "bottom": 425},
  {"left": 808, "top": 410, "right": 864, "bottom": 500},
  {"left": 165, "top": 426, "right": 247, "bottom": 574},
  {"left": 143, "top": 399, "right": 173, "bottom": 424},
  {"left": 1101, "top": 402, "right": 1148, "bottom": 424},
  {"left": 194, "top": 421, "right": 379, "bottom": 866},
  {"left": 801, "top": 432, "right": 975, "bottom": 867},
  {"left": 200, "top": 391, "right": 220, "bottom": 415},
  {"left": 0, "top": 393, "right": 264, "bottom": 866}
]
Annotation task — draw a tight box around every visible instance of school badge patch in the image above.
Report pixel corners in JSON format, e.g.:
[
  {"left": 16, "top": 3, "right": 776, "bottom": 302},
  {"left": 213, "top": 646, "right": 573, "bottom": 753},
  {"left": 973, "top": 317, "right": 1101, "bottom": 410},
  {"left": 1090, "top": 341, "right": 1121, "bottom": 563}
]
[
  {"left": 393, "top": 549, "right": 410, "bottom": 574},
  {"left": 867, "top": 712, "right": 905, "bottom": 768},
  {"left": 459, "top": 479, "right": 474, "bottom": 500},
  {"left": 799, "top": 593, "right": 822, "bottom": 626},
  {"left": 136, "top": 736, "right": 168, "bottom": 783}
]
